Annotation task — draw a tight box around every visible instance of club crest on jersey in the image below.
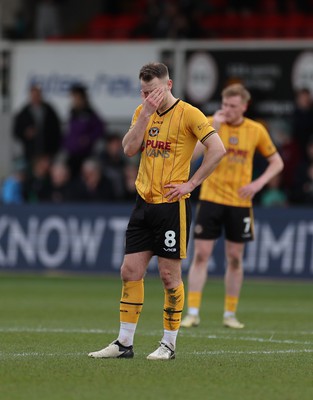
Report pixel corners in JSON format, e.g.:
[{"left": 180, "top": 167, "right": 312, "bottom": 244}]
[
  {"left": 229, "top": 136, "right": 239, "bottom": 145},
  {"left": 149, "top": 127, "right": 159, "bottom": 137}
]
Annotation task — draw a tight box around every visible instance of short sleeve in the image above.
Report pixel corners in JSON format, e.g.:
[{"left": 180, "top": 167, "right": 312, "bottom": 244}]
[
  {"left": 130, "top": 105, "right": 142, "bottom": 128},
  {"left": 187, "top": 106, "right": 216, "bottom": 143},
  {"left": 257, "top": 124, "right": 277, "bottom": 158}
]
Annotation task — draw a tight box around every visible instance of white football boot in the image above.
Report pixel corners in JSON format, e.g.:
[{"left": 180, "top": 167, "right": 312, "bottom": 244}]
[
  {"left": 147, "top": 342, "right": 175, "bottom": 361},
  {"left": 88, "top": 340, "right": 134, "bottom": 358}
]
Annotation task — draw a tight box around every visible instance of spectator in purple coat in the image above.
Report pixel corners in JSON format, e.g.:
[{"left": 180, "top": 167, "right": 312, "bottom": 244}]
[{"left": 63, "top": 83, "right": 106, "bottom": 176}]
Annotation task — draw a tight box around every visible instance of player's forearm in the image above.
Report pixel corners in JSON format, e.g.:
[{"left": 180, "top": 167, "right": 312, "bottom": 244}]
[
  {"left": 189, "top": 142, "right": 225, "bottom": 189},
  {"left": 255, "top": 154, "right": 284, "bottom": 188},
  {"left": 191, "top": 141, "right": 205, "bottom": 162},
  {"left": 122, "top": 113, "right": 150, "bottom": 157}
]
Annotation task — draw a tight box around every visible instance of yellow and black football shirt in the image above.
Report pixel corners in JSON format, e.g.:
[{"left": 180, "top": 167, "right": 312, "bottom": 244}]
[
  {"left": 131, "top": 99, "right": 215, "bottom": 204},
  {"left": 199, "top": 117, "right": 277, "bottom": 208}
]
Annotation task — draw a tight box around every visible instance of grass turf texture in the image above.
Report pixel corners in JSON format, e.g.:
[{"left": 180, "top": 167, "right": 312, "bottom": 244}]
[{"left": 0, "top": 274, "right": 312, "bottom": 400}]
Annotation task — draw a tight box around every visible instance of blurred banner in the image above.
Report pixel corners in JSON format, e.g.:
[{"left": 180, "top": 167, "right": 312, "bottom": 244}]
[
  {"left": 0, "top": 204, "right": 312, "bottom": 279},
  {"left": 181, "top": 45, "right": 313, "bottom": 153},
  {"left": 184, "top": 48, "right": 302, "bottom": 117},
  {"left": 10, "top": 41, "right": 313, "bottom": 126},
  {"left": 11, "top": 43, "right": 164, "bottom": 121}
]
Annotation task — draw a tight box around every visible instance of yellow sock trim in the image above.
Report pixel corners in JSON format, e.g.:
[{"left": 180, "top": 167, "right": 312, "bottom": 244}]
[
  {"left": 224, "top": 295, "right": 239, "bottom": 313},
  {"left": 120, "top": 280, "right": 144, "bottom": 324},
  {"left": 163, "top": 282, "right": 185, "bottom": 331},
  {"left": 188, "top": 291, "right": 202, "bottom": 309}
]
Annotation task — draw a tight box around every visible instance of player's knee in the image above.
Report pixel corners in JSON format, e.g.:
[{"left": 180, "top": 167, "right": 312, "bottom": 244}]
[
  {"left": 121, "top": 263, "right": 136, "bottom": 281},
  {"left": 194, "top": 250, "right": 210, "bottom": 267},
  {"left": 159, "top": 269, "right": 171, "bottom": 286},
  {"left": 227, "top": 252, "right": 242, "bottom": 270},
  {"left": 159, "top": 269, "right": 179, "bottom": 288}
]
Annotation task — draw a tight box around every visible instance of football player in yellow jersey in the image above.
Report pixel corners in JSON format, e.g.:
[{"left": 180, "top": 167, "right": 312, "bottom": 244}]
[
  {"left": 181, "top": 83, "right": 284, "bottom": 329},
  {"left": 88, "top": 63, "right": 225, "bottom": 360}
]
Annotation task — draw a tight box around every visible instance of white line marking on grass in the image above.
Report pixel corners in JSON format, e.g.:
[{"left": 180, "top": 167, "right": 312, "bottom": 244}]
[
  {"left": 1, "top": 327, "right": 313, "bottom": 345},
  {"left": 191, "top": 349, "right": 313, "bottom": 356},
  {"left": 207, "top": 335, "right": 313, "bottom": 346},
  {"left": 213, "top": 329, "right": 313, "bottom": 336},
  {"left": 0, "top": 327, "right": 118, "bottom": 334},
  {"left": 2, "top": 352, "right": 87, "bottom": 357},
  {"left": 0, "top": 349, "right": 312, "bottom": 359}
]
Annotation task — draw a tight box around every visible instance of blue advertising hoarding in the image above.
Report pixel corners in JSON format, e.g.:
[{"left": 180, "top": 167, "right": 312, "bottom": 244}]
[{"left": 0, "top": 204, "right": 312, "bottom": 279}]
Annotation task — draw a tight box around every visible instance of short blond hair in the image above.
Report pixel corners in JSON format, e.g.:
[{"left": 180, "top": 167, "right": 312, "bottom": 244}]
[{"left": 222, "top": 83, "right": 251, "bottom": 103}]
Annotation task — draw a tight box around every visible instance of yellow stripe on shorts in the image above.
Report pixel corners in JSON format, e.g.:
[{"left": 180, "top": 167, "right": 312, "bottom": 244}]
[{"left": 179, "top": 199, "right": 187, "bottom": 258}]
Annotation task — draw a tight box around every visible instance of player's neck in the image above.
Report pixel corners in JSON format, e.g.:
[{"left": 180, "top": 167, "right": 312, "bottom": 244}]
[
  {"left": 229, "top": 116, "right": 244, "bottom": 126},
  {"left": 157, "top": 94, "right": 177, "bottom": 114}
]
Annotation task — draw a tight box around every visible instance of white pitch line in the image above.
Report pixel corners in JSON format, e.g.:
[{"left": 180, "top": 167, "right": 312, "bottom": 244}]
[
  {"left": 207, "top": 335, "right": 313, "bottom": 346},
  {"left": 0, "top": 327, "right": 118, "bottom": 334},
  {"left": 1, "top": 327, "right": 313, "bottom": 336},
  {"left": 212, "top": 329, "right": 313, "bottom": 336},
  {"left": 1, "top": 352, "right": 86, "bottom": 358},
  {"left": 0, "top": 349, "right": 312, "bottom": 359},
  {"left": 191, "top": 349, "right": 313, "bottom": 356},
  {"left": 1, "top": 327, "right": 313, "bottom": 346}
]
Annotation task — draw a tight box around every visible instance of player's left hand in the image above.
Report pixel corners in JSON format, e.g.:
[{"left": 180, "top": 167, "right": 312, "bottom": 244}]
[
  {"left": 238, "top": 181, "right": 264, "bottom": 199},
  {"left": 164, "top": 182, "right": 194, "bottom": 202}
]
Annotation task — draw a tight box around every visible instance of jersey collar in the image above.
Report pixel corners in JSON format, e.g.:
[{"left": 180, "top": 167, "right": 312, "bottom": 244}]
[{"left": 157, "top": 99, "right": 180, "bottom": 117}]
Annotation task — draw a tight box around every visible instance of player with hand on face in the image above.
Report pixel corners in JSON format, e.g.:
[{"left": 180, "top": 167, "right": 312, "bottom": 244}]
[
  {"left": 181, "top": 83, "right": 284, "bottom": 330},
  {"left": 88, "top": 62, "right": 225, "bottom": 360}
]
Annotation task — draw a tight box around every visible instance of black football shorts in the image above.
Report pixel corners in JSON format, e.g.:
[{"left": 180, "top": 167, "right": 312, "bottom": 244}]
[
  {"left": 193, "top": 200, "right": 254, "bottom": 243},
  {"left": 125, "top": 195, "right": 192, "bottom": 259}
]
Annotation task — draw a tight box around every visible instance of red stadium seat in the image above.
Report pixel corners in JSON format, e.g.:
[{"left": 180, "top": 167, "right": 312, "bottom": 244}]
[
  {"left": 199, "top": 15, "right": 224, "bottom": 38},
  {"left": 282, "top": 13, "right": 306, "bottom": 38},
  {"left": 240, "top": 14, "right": 262, "bottom": 38},
  {"left": 302, "top": 15, "right": 313, "bottom": 37},
  {"left": 87, "top": 14, "right": 142, "bottom": 40},
  {"left": 220, "top": 13, "right": 242, "bottom": 38},
  {"left": 259, "top": 14, "right": 284, "bottom": 38},
  {"left": 87, "top": 15, "right": 113, "bottom": 39},
  {"left": 110, "top": 15, "right": 142, "bottom": 39}
]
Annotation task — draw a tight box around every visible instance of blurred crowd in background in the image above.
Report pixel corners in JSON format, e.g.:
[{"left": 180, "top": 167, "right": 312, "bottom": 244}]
[
  {"left": 2, "top": 82, "right": 313, "bottom": 207},
  {"left": 1, "top": 84, "right": 138, "bottom": 204},
  {"left": 1, "top": 0, "right": 313, "bottom": 206}
]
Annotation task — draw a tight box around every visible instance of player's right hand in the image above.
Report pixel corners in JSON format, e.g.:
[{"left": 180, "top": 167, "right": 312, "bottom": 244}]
[
  {"left": 212, "top": 110, "right": 226, "bottom": 131},
  {"left": 213, "top": 110, "right": 226, "bottom": 124},
  {"left": 142, "top": 87, "right": 165, "bottom": 116}
]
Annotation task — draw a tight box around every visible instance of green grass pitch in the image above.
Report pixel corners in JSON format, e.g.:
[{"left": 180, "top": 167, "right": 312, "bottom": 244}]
[{"left": 0, "top": 273, "right": 312, "bottom": 400}]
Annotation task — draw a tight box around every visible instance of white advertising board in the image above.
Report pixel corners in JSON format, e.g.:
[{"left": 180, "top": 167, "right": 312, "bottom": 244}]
[{"left": 11, "top": 43, "right": 161, "bottom": 122}]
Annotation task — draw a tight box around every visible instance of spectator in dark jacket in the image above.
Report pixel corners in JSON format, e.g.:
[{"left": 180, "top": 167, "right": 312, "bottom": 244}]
[
  {"left": 291, "top": 88, "right": 313, "bottom": 159},
  {"left": 289, "top": 135, "right": 313, "bottom": 205},
  {"left": 63, "top": 84, "right": 106, "bottom": 177},
  {"left": 13, "top": 84, "right": 62, "bottom": 165},
  {"left": 99, "top": 133, "right": 128, "bottom": 200},
  {"left": 72, "top": 158, "right": 116, "bottom": 202},
  {"left": 45, "top": 160, "right": 74, "bottom": 203},
  {"left": 23, "top": 154, "right": 51, "bottom": 202}
]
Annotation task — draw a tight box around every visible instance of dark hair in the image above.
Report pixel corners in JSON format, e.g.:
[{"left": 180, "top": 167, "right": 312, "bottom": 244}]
[
  {"left": 70, "top": 83, "right": 88, "bottom": 101},
  {"left": 296, "top": 88, "right": 311, "bottom": 96},
  {"left": 29, "top": 83, "right": 42, "bottom": 92},
  {"left": 139, "top": 63, "right": 169, "bottom": 82}
]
